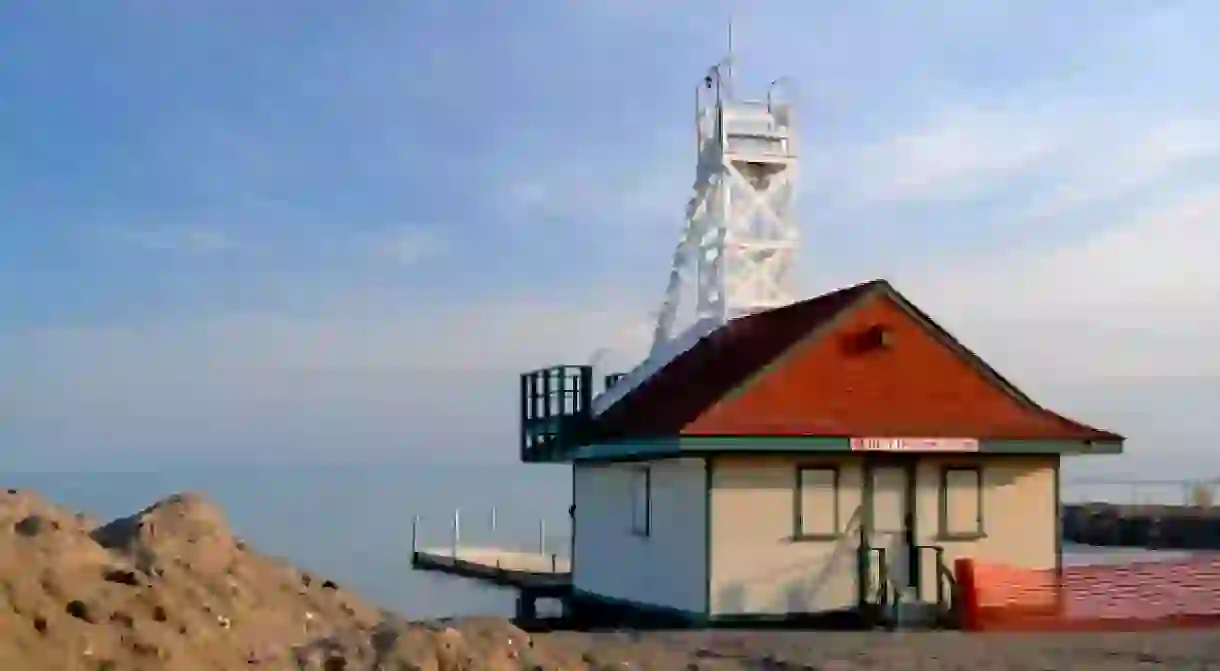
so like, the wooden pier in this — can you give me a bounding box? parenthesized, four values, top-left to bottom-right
(409, 511, 572, 620)
(410, 547, 571, 593)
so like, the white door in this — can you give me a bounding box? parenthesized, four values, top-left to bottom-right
(867, 463, 914, 603)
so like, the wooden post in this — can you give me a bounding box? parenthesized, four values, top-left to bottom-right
(452, 509, 461, 558)
(515, 592, 537, 621)
(411, 515, 419, 555)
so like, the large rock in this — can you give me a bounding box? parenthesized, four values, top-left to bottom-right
(1063, 503, 1220, 549)
(0, 488, 388, 670)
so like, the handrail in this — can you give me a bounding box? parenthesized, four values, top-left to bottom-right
(914, 545, 946, 607)
(867, 546, 890, 609)
(856, 528, 891, 627)
(915, 544, 960, 627)
(939, 561, 957, 606)
(856, 539, 961, 629)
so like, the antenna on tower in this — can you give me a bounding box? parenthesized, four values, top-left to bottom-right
(726, 18, 734, 80)
(590, 31, 801, 415)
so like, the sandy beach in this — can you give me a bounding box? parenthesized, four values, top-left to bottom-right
(527, 628, 1220, 670)
(4, 487, 1218, 670)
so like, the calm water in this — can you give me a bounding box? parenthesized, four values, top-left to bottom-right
(5, 461, 572, 618)
(3, 462, 1198, 619)
(1062, 542, 1205, 566)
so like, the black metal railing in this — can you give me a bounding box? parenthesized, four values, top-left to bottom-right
(914, 544, 959, 627)
(856, 528, 891, 627)
(519, 365, 594, 462)
(869, 546, 890, 608)
(938, 561, 958, 626)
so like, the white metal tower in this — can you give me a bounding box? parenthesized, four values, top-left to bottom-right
(593, 44, 800, 414)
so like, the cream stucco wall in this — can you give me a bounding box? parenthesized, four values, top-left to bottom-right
(708, 453, 1059, 617)
(572, 457, 707, 614)
(913, 455, 1059, 597)
(708, 455, 866, 616)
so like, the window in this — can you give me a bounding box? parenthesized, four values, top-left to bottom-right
(630, 466, 651, 536)
(939, 466, 984, 539)
(794, 466, 841, 540)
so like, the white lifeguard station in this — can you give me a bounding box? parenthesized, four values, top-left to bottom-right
(417, 40, 1126, 631)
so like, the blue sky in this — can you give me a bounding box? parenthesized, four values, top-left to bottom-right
(4, 1, 1220, 477)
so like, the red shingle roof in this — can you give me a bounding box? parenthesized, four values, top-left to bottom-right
(592, 279, 1123, 443)
(593, 279, 879, 439)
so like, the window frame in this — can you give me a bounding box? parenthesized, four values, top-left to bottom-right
(937, 465, 986, 541)
(629, 465, 651, 537)
(792, 464, 843, 541)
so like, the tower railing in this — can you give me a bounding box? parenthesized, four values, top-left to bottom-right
(519, 365, 593, 462)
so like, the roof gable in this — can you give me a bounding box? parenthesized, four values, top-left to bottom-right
(593, 279, 1122, 442)
(592, 279, 878, 440)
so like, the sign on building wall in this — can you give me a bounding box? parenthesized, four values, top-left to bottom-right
(850, 437, 980, 452)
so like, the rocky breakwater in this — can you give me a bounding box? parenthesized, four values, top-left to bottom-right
(1063, 503, 1220, 550)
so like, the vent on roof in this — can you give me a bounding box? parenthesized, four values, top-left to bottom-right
(604, 373, 626, 390)
(868, 325, 894, 348)
(845, 324, 894, 355)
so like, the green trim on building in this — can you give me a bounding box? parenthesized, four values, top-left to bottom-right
(564, 436, 1122, 463)
(1053, 455, 1063, 575)
(703, 457, 714, 618)
(568, 439, 683, 462)
(792, 463, 846, 541)
(936, 465, 986, 542)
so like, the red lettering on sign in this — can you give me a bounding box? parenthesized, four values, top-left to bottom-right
(850, 437, 979, 452)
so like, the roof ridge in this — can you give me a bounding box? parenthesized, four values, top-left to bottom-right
(592, 277, 1123, 444)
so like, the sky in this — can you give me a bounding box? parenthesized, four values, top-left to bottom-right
(4, 1, 1220, 485)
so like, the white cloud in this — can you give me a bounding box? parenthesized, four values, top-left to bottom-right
(498, 151, 689, 231)
(14, 0, 1220, 478)
(1, 287, 646, 465)
(807, 103, 1220, 221)
(494, 96, 1220, 255)
(1005, 118, 1220, 224)
(477, 90, 1220, 434)
(371, 227, 447, 266)
(13, 178, 1220, 472)
(900, 188, 1220, 384)
(814, 106, 1061, 204)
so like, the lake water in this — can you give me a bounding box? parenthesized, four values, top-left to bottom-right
(3, 462, 1201, 619)
(5, 461, 571, 618)
(1062, 542, 1205, 566)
